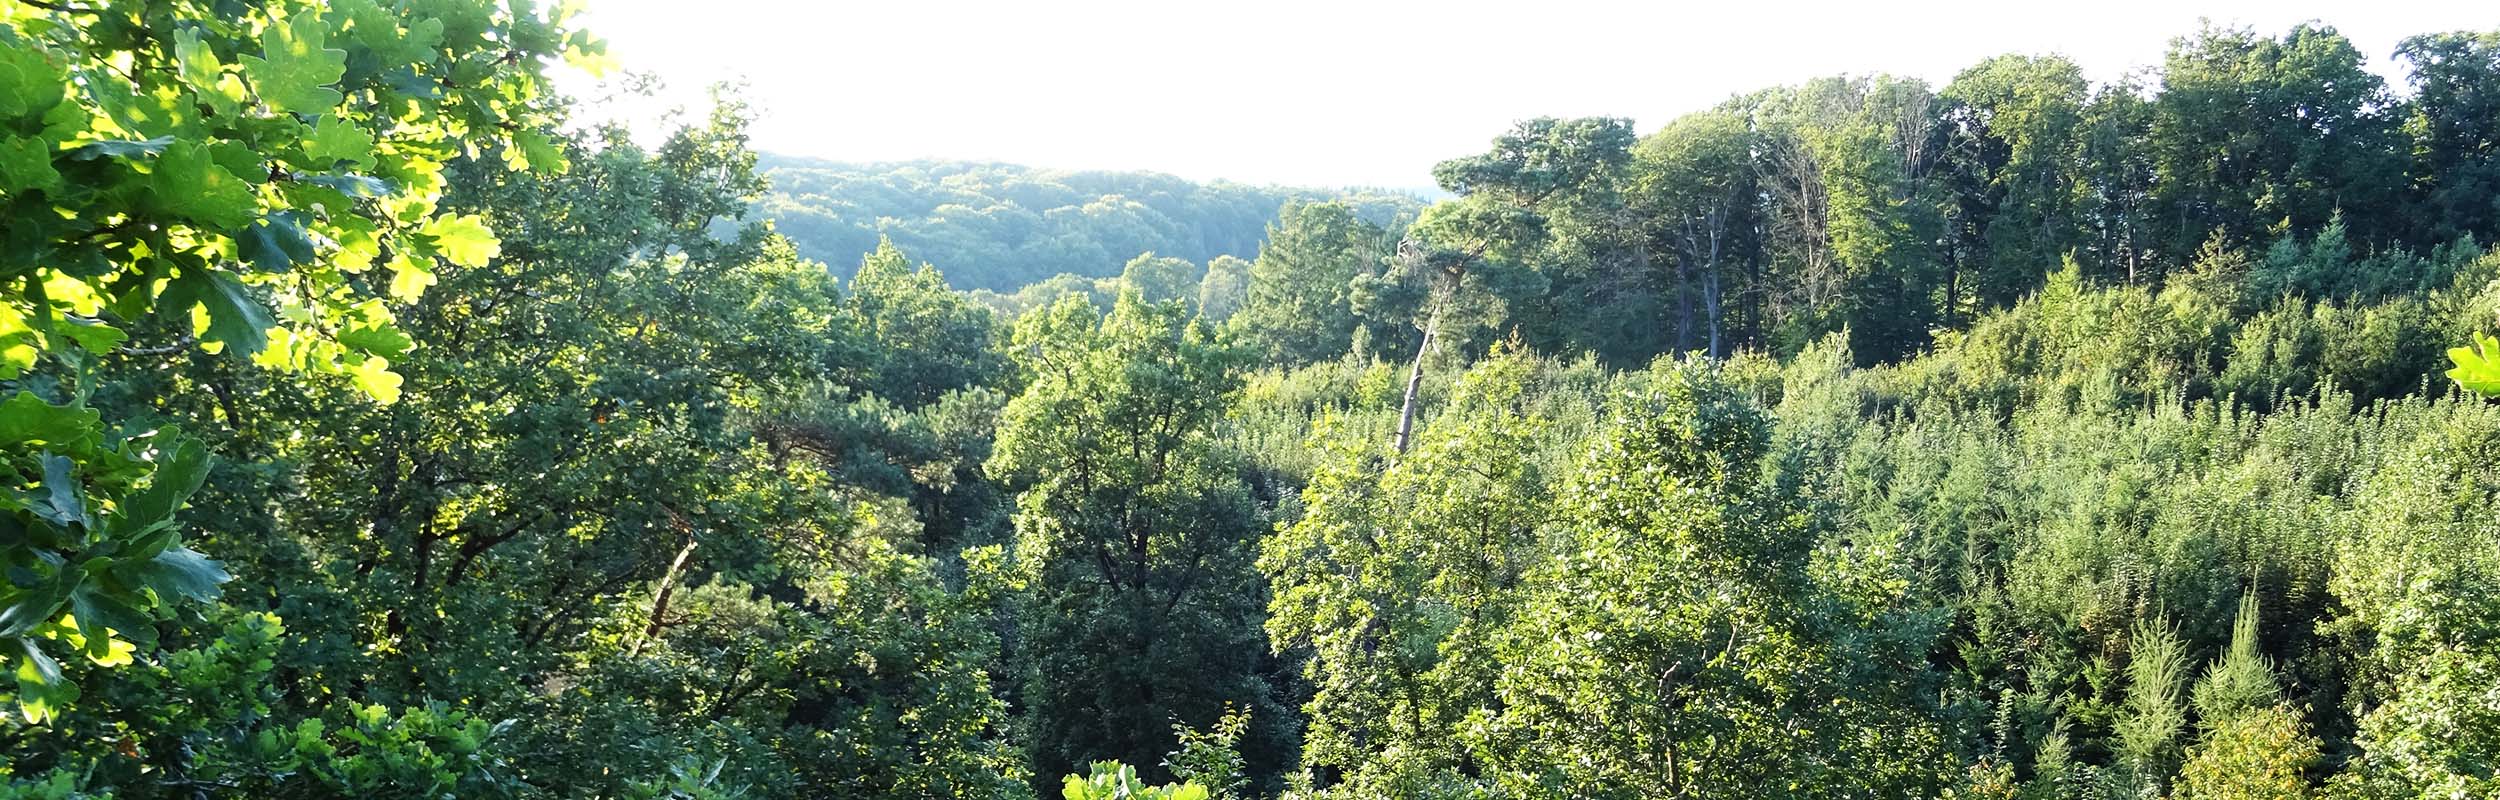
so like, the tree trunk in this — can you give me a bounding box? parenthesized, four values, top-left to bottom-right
(1673, 250, 1695, 355)
(1943, 241, 1961, 327)
(1745, 223, 1764, 351)
(630, 537, 699, 657)
(1392, 303, 1442, 456)
(1703, 212, 1725, 359)
(1704, 264, 1723, 359)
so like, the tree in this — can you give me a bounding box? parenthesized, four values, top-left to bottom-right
(2176, 597, 2316, 800)
(569, 563, 1028, 798)
(1633, 111, 1759, 357)
(6, 86, 1047, 795)
(2148, 24, 2404, 266)
(1471, 363, 1948, 798)
(0, 0, 584, 718)
(989, 290, 1286, 790)
(1196, 255, 1250, 323)
(2323, 396, 2500, 799)
(845, 238, 1002, 407)
(1746, 76, 1947, 362)
(2396, 30, 2500, 246)
(1385, 117, 1634, 452)
(1228, 202, 1383, 365)
(1260, 349, 1552, 796)
(1939, 54, 2092, 316)
(2113, 619, 2190, 797)
(1118, 252, 1207, 309)
(2076, 77, 2158, 283)
(231, 104, 805, 708)
(2175, 707, 2317, 800)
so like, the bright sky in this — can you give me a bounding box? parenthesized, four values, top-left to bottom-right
(560, 0, 2494, 190)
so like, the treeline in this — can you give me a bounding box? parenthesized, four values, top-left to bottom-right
(1202, 25, 2500, 373)
(755, 157, 1422, 292)
(5, 5, 2500, 800)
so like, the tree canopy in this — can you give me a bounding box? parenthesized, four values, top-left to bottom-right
(756, 157, 1423, 293)
(6, 7, 2500, 800)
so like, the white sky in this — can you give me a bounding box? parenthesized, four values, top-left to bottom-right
(559, 0, 2495, 189)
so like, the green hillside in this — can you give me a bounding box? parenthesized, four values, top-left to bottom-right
(754, 156, 1423, 291)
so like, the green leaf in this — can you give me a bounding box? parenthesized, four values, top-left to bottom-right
(91, 81, 196, 140)
(136, 547, 230, 603)
(113, 432, 208, 542)
(172, 29, 226, 95)
(161, 269, 272, 353)
(0, 305, 32, 378)
(0, 135, 59, 192)
(13, 637, 77, 723)
(33, 453, 85, 527)
(208, 141, 267, 184)
(381, 65, 442, 101)
(303, 115, 374, 170)
(561, 31, 617, 78)
(340, 0, 445, 70)
(0, 571, 74, 638)
(66, 137, 172, 161)
(68, 587, 156, 652)
(0, 40, 68, 121)
(349, 355, 403, 404)
(0, 343, 30, 378)
(300, 173, 393, 197)
(240, 15, 348, 114)
(173, 29, 243, 118)
(421, 213, 499, 267)
(2446, 332, 2500, 398)
(54, 318, 126, 354)
(387, 253, 437, 302)
(338, 323, 414, 359)
(0, 391, 99, 448)
(508, 129, 567, 172)
(236, 212, 316, 272)
(152, 141, 257, 229)
(15, 639, 61, 686)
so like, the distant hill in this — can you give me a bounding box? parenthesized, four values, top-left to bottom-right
(754, 156, 1425, 292)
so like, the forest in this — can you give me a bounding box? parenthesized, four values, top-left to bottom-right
(753, 156, 1422, 294)
(3, 2, 2499, 799)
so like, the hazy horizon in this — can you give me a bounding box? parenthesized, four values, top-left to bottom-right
(748, 151, 1451, 195)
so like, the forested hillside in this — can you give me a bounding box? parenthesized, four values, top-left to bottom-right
(754, 156, 1423, 292)
(5, 4, 2500, 800)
